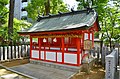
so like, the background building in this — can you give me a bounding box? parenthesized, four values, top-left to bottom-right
(14, 0, 30, 20)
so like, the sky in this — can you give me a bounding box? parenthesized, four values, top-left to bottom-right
(63, 0, 115, 10)
(63, 0, 78, 10)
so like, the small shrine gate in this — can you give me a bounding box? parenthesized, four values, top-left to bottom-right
(18, 9, 100, 66)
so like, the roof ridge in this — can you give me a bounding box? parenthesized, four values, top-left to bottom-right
(37, 8, 95, 22)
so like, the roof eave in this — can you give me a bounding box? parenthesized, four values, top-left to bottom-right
(18, 25, 89, 35)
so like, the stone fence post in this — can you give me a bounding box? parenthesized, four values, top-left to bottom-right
(102, 47, 106, 67)
(105, 50, 118, 79)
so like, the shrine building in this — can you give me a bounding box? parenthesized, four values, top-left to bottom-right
(18, 8, 100, 66)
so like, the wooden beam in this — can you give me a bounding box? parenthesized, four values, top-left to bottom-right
(31, 34, 82, 38)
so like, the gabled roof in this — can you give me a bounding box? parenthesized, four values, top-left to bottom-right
(18, 8, 100, 34)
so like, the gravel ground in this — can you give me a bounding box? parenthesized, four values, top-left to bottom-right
(0, 59, 30, 79)
(70, 65, 105, 79)
(0, 66, 30, 79)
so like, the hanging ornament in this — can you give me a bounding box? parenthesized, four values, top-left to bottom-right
(53, 38, 57, 42)
(43, 38, 47, 42)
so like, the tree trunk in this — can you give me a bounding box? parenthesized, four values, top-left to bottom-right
(109, 38, 112, 51)
(100, 40, 103, 54)
(8, 0, 15, 44)
(8, 0, 14, 59)
(44, 0, 50, 15)
(100, 33, 104, 54)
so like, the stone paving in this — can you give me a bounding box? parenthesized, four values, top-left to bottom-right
(9, 63, 77, 79)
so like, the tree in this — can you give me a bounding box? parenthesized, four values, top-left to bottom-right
(76, 0, 120, 50)
(44, 0, 50, 15)
(0, 18, 31, 45)
(0, 0, 8, 26)
(100, 1, 120, 50)
(26, 0, 68, 20)
(0, 0, 31, 45)
(76, 0, 108, 9)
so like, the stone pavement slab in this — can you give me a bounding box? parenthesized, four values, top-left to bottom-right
(9, 63, 77, 79)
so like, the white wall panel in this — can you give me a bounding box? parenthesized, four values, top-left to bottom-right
(45, 47, 49, 49)
(64, 53, 77, 64)
(50, 47, 60, 50)
(84, 33, 88, 40)
(90, 33, 92, 40)
(57, 52, 62, 62)
(46, 52, 56, 61)
(68, 48, 77, 51)
(41, 47, 44, 49)
(32, 50, 39, 59)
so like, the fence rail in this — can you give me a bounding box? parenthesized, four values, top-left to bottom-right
(0, 44, 30, 62)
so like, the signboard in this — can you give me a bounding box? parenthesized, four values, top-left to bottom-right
(105, 55, 115, 79)
(84, 40, 92, 50)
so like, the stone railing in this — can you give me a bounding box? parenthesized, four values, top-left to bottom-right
(0, 44, 30, 62)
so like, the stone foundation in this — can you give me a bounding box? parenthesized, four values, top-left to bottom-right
(30, 59, 82, 72)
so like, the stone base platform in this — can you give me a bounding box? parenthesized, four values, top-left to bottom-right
(30, 59, 81, 72)
(10, 63, 77, 79)
(7, 59, 96, 79)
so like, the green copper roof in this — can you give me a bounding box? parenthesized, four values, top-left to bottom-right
(18, 9, 99, 34)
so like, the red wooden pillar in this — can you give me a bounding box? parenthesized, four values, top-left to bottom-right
(56, 52, 57, 62)
(92, 32, 94, 47)
(80, 32, 84, 59)
(30, 36, 32, 59)
(38, 38, 41, 60)
(44, 48, 46, 60)
(76, 38, 80, 66)
(61, 37, 64, 63)
(82, 32, 84, 48)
